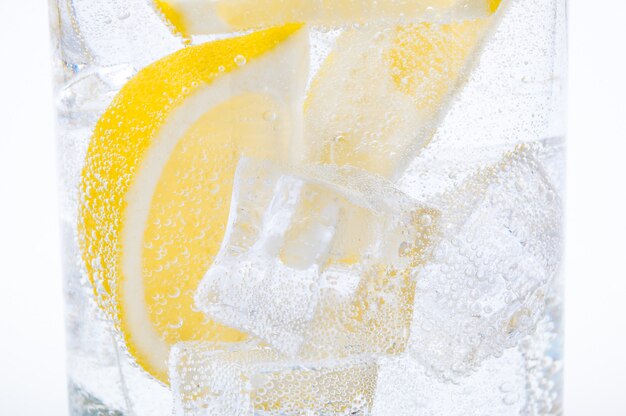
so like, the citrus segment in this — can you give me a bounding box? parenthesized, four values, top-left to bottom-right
(303, 15, 498, 178)
(143, 93, 285, 346)
(155, 0, 501, 36)
(154, 0, 190, 38)
(78, 24, 306, 383)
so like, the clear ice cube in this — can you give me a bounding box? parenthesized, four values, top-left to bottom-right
(408, 147, 562, 378)
(195, 158, 438, 357)
(169, 342, 378, 416)
(68, 0, 181, 68)
(372, 350, 527, 416)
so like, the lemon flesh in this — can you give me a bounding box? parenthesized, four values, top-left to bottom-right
(154, 0, 189, 38)
(156, 0, 501, 36)
(78, 24, 306, 383)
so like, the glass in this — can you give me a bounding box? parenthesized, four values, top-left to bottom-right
(49, 0, 566, 414)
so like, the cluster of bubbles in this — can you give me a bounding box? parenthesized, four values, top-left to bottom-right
(194, 159, 440, 360)
(409, 148, 562, 379)
(171, 343, 377, 415)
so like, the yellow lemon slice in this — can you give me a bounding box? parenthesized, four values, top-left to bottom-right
(303, 10, 501, 178)
(154, 0, 190, 38)
(155, 0, 501, 37)
(78, 24, 307, 383)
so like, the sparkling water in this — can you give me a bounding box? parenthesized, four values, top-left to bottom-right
(50, 0, 566, 414)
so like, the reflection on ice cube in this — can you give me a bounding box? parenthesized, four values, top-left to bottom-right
(195, 158, 438, 357)
(409, 147, 562, 378)
(169, 342, 377, 416)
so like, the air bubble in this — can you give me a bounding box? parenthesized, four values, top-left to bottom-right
(398, 241, 411, 257)
(420, 213, 433, 226)
(503, 393, 519, 406)
(168, 317, 184, 329)
(263, 111, 277, 122)
(168, 287, 181, 299)
(500, 382, 515, 392)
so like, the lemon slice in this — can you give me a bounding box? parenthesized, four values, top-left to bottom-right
(78, 24, 307, 383)
(155, 0, 501, 36)
(303, 11, 501, 178)
(154, 0, 190, 38)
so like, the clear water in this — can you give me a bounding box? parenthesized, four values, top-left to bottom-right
(50, 0, 566, 414)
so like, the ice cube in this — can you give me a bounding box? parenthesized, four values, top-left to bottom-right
(396, 142, 511, 202)
(372, 350, 527, 416)
(68, 0, 181, 68)
(409, 147, 562, 378)
(169, 342, 378, 416)
(195, 158, 438, 357)
(372, 303, 563, 415)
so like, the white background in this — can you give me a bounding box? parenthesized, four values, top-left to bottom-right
(0, 0, 625, 414)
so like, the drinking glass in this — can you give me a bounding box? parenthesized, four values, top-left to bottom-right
(50, 0, 566, 414)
